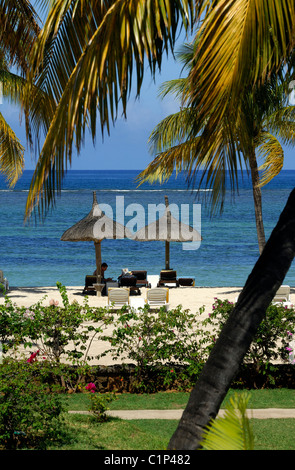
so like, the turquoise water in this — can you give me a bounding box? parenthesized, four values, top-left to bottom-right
(0, 169, 294, 287)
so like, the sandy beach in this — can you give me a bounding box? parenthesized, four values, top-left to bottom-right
(1, 278, 294, 365)
(1, 280, 243, 313)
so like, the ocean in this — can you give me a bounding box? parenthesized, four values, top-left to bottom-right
(0, 169, 294, 288)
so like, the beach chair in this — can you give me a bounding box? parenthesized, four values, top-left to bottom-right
(178, 277, 195, 287)
(0, 270, 9, 292)
(107, 287, 130, 309)
(272, 285, 292, 306)
(157, 270, 179, 287)
(131, 270, 151, 288)
(146, 288, 169, 310)
(83, 275, 97, 294)
(118, 273, 140, 294)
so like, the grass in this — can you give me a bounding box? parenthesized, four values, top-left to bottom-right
(64, 387, 295, 411)
(47, 388, 295, 450)
(50, 414, 295, 451)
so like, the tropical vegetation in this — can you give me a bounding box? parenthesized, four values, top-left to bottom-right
(0, 0, 40, 187)
(138, 43, 295, 253)
(1, 0, 295, 452)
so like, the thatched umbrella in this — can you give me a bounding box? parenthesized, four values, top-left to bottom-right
(133, 195, 202, 270)
(61, 191, 131, 290)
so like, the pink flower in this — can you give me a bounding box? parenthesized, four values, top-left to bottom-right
(85, 382, 96, 393)
(24, 309, 35, 319)
(27, 350, 39, 363)
(49, 299, 59, 306)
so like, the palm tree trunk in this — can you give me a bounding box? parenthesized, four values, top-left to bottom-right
(168, 188, 295, 450)
(249, 148, 266, 254)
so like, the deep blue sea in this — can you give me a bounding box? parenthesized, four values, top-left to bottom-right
(0, 169, 294, 288)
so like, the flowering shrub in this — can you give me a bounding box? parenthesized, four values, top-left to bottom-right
(85, 382, 96, 393)
(285, 331, 295, 365)
(0, 283, 113, 390)
(2, 286, 295, 392)
(103, 304, 210, 391)
(0, 359, 66, 449)
(203, 298, 295, 384)
(85, 382, 117, 422)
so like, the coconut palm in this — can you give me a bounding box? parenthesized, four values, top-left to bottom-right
(0, 53, 25, 186)
(0, 0, 40, 186)
(138, 43, 295, 254)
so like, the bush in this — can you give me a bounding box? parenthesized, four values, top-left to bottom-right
(0, 283, 113, 391)
(2, 286, 295, 393)
(103, 304, 209, 391)
(85, 382, 117, 422)
(202, 298, 295, 385)
(0, 359, 67, 449)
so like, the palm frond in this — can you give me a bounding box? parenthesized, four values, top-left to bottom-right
(0, 68, 26, 105)
(24, 0, 196, 219)
(0, 112, 24, 186)
(188, 0, 295, 145)
(138, 138, 200, 184)
(148, 107, 195, 153)
(0, 0, 40, 74)
(158, 78, 188, 103)
(264, 106, 295, 146)
(200, 392, 254, 450)
(256, 131, 284, 186)
(139, 114, 244, 214)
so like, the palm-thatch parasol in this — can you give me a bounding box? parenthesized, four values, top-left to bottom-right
(133, 195, 202, 270)
(61, 191, 131, 292)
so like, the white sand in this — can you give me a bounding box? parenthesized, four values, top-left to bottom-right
(1, 275, 243, 312)
(1, 278, 293, 365)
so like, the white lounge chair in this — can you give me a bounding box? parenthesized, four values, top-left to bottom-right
(273, 285, 292, 307)
(0, 270, 9, 292)
(107, 287, 130, 309)
(146, 288, 169, 310)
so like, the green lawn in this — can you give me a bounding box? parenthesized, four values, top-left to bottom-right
(64, 388, 295, 411)
(50, 414, 295, 450)
(49, 389, 295, 450)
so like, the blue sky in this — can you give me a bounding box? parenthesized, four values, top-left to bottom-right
(1, 35, 295, 172)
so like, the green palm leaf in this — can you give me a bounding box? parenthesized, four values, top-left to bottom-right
(256, 132, 284, 186)
(0, 0, 40, 73)
(200, 392, 254, 450)
(0, 1, 40, 186)
(24, 0, 196, 219)
(189, 0, 295, 131)
(0, 112, 24, 186)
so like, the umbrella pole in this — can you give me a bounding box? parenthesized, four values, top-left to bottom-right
(94, 241, 104, 296)
(94, 241, 102, 283)
(165, 241, 170, 270)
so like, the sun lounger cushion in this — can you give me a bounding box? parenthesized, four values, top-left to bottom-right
(108, 288, 130, 307)
(146, 288, 169, 310)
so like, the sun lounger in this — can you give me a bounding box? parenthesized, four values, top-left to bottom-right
(157, 270, 179, 287)
(272, 285, 292, 306)
(118, 274, 141, 294)
(178, 277, 195, 286)
(131, 270, 151, 288)
(146, 287, 169, 310)
(0, 270, 9, 292)
(83, 275, 97, 294)
(107, 287, 130, 309)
